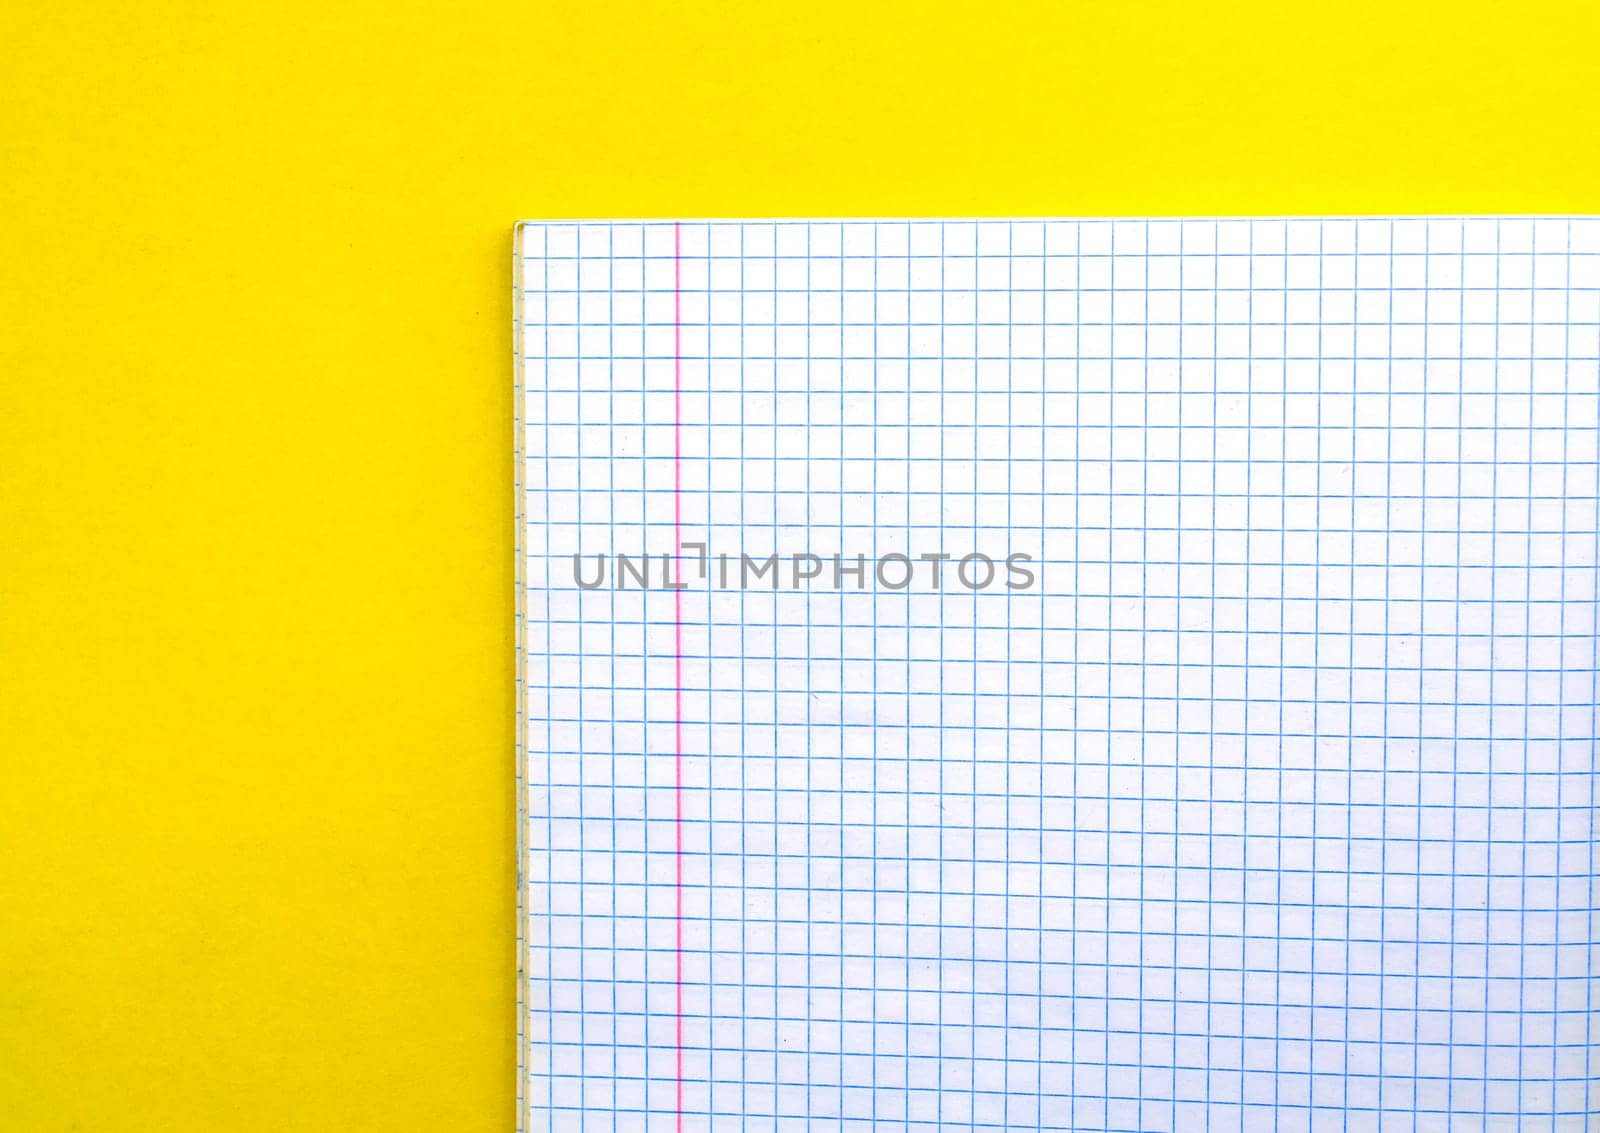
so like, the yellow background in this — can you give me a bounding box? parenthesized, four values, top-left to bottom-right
(2, 2, 1595, 1128)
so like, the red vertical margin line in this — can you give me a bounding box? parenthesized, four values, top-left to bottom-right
(672, 221, 685, 1133)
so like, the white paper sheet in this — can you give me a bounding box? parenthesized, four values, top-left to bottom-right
(517, 219, 1598, 1131)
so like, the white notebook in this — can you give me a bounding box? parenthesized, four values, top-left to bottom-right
(516, 218, 1598, 1131)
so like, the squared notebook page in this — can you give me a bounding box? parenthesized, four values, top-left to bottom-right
(516, 218, 1599, 1132)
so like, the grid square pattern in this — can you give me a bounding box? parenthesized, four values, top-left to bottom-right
(518, 219, 1599, 1131)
